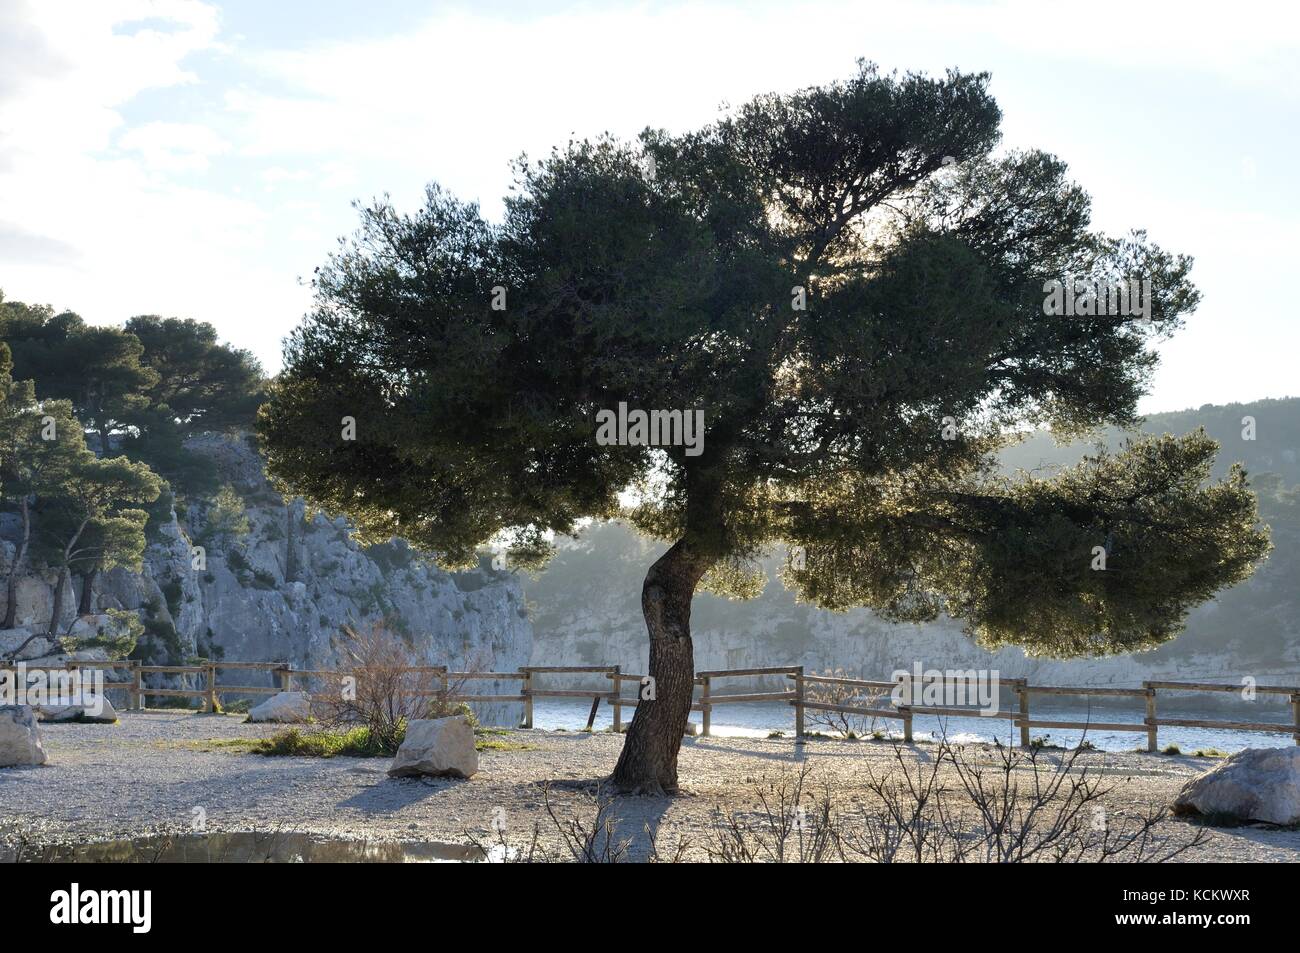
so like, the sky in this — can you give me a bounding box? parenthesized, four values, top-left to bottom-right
(0, 0, 1296, 415)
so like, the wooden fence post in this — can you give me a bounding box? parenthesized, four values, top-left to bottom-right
(700, 676, 711, 737)
(1291, 693, 1299, 747)
(611, 666, 622, 733)
(1017, 679, 1030, 748)
(206, 662, 217, 713)
(1145, 683, 1158, 753)
(793, 667, 805, 740)
(522, 670, 533, 729)
(277, 664, 292, 693)
(129, 660, 142, 711)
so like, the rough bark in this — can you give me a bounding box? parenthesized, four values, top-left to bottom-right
(2, 498, 30, 630)
(48, 567, 69, 637)
(48, 517, 89, 636)
(77, 566, 98, 616)
(610, 538, 712, 794)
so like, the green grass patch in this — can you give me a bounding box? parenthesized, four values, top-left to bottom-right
(247, 724, 535, 758)
(255, 726, 395, 758)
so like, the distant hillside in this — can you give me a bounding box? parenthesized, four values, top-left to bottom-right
(525, 397, 1300, 680)
(1001, 397, 1300, 483)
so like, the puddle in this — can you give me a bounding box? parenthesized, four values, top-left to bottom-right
(7, 831, 485, 863)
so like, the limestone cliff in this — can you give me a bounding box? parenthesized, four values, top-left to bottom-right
(0, 434, 532, 725)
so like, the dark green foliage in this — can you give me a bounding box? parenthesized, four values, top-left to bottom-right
(161, 579, 184, 615)
(124, 315, 265, 432)
(0, 301, 156, 455)
(0, 295, 266, 500)
(256, 61, 1265, 663)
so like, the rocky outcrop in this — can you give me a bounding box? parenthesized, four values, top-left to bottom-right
(388, 715, 478, 779)
(0, 706, 46, 766)
(1173, 748, 1300, 825)
(0, 434, 534, 727)
(247, 691, 311, 723)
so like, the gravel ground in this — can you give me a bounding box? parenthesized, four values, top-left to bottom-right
(2, 711, 1297, 862)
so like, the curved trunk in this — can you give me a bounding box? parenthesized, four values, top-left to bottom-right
(2, 498, 31, 630)
(610, 538, 711, 794)
(78, 566, 98, 616)
(49, 567, 69, 637)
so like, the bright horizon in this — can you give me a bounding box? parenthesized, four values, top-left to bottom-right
(1, 0, 1296, 416)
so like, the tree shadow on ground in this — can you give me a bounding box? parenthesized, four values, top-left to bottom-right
(335, 774, 468, 814)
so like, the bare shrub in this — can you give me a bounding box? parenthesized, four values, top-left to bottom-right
(805, 668, 889, 738)
(703, 764, 841, 862)
(465, 736, 1207, 864)
(308, 620, 478, 751)
(840, 741, 1208, 862)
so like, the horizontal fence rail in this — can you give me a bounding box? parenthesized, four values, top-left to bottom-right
(3, 658, 1296, 748)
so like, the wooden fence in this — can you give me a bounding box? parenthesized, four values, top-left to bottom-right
(4, 660, 1297, 749)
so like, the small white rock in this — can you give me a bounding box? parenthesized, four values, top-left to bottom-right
(37, 695, 119, 723)
(247, 691, 312, 723)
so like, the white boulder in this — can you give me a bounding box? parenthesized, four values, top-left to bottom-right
(37, 695, 119, 723)
(247, 691, 312, 723)
(388, 715, 478, 779)
(0, 706, 47, 766)
(1173, 747, 1300, 825)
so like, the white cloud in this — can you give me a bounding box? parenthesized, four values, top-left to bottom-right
(0, 0, 305, 362)
(117, 121, 231, 171)
(0, 0, 1296, 403)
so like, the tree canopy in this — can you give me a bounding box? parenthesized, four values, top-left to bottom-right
(0, 294, 265, 497)
(259, 61, 1270, 790)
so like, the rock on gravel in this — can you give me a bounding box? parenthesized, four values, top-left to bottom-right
(0, 705, 47, 766)
(1173, 747, 1300, 825)
(388, 715, 478, 779)
(38, 696, 119, 724)
(247, 691, 311, 723)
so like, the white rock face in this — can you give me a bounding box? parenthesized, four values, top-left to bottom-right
(388, 715, 478, 779)
(1173, 747, 1300, 825)
(0, 434, 534, 727)
(0, 706, 47, 766)
(37, 696, 118, 724)
(247, 691, 312, 723)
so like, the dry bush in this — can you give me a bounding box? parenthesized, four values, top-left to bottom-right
(805, 668, 889, 738)
(746, 742, 1208, 863)
(308, 620, 479, 751)
(703, 764, 840, 862)
(470, 741, 1207, 864)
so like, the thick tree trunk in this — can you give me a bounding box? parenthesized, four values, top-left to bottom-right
(610, 538, 711, 794)
(49, 567, 69, 636)
(2, 498, 31, 630)
(78, 566, 98, 616)
(49, 520, 89, 637)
